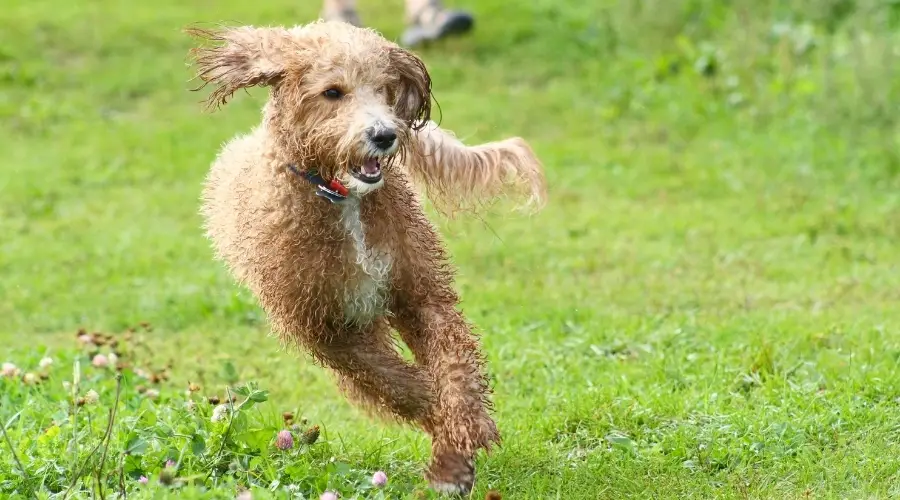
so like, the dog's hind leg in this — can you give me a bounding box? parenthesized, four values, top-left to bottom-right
(309, 321, 435, 425)
(390, 304, 500, 495)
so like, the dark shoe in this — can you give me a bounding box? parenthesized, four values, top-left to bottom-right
(401, 7, 474, 48)
(322, 7, 362, 27)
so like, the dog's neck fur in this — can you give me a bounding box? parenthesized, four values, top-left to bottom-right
(270, 134, 393, 326)
(337, 195, 392, 325)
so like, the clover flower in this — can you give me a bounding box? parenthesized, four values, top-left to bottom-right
(84, 389, 100, 405)
(211, 404, 228, 422)
(92, 354, 109, 368)
(275, 429, 294, 450)
(1, 362, 19, 378)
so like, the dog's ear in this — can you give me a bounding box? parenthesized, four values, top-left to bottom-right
(186, 26, 296, 110)
(389, 47, 432, 130)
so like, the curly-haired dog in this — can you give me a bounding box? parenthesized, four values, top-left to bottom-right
(186, 20, 546, 494)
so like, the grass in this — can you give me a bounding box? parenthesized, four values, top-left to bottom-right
(2, 0, 900, 498)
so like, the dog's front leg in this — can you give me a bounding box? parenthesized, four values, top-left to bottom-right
(308, 322, 434, 425)
(404, 120, 547, 214)
(391, 304, 500, 495)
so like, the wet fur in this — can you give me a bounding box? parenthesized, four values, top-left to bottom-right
(187, 20, 546, 495)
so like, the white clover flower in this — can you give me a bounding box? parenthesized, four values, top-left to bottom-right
(39, 357, 53, 369)
(144, 389, 160, 400)
(211, 404, 228, 422)
(84, 389, 100, 405)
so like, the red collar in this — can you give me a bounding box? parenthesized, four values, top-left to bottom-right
(286, 164, 349, 203)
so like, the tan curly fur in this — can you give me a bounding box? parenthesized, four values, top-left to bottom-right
(186, 20, 546, 495)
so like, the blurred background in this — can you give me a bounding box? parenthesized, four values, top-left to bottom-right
(2, 0, 899, 497)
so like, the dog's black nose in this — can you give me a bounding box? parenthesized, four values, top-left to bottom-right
(369, 129, 397, 150)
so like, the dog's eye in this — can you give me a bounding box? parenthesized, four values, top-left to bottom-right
(323, 88, 343, 100)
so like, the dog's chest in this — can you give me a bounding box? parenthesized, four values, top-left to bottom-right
(338, 199, 392, 324)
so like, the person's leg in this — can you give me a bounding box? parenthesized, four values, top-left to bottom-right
(321, 0, 362, 26)
(402, 0, 475, 48)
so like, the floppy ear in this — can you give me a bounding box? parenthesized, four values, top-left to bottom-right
(388, 47, 432, 130)
(186, 26, 295, 109)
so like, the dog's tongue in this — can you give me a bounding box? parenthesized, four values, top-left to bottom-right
(362, 158, 380, 175)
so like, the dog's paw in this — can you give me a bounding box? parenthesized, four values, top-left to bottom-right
(426, 453, 476, 496)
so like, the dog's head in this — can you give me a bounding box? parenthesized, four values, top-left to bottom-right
(187, 21, 431, 195)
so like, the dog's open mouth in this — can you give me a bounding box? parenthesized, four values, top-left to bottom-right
(351, 157, 383, 184)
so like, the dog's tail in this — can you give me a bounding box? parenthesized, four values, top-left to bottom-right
(402, 121, 547, 216)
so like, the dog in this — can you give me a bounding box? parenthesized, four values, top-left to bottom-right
(186, 20, 546, 494)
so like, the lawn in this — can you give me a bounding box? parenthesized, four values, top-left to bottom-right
(2, 0, 900, 498)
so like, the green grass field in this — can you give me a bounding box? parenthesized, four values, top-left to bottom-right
(3, 0, 900, 498)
